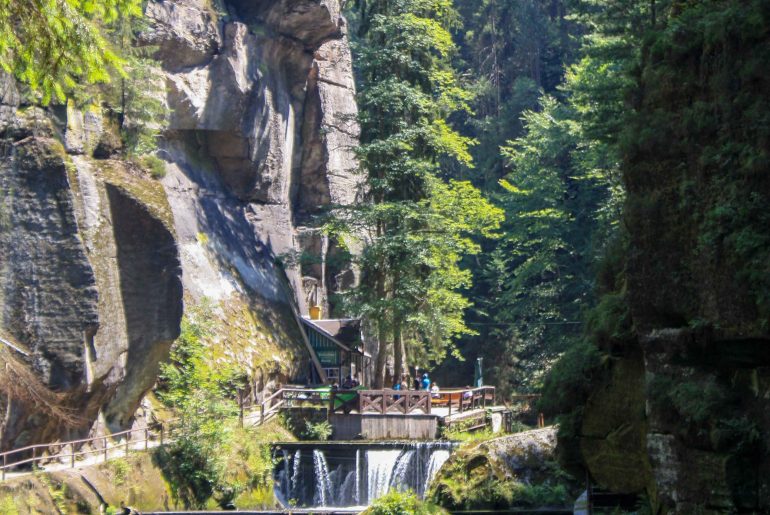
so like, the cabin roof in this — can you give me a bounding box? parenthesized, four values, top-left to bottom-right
(301, 318, 369, 356)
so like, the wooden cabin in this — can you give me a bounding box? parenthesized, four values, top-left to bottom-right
(301, 318, 370, 385)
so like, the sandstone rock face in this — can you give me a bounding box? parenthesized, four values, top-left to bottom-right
(151, 0, 362, 317)
(0, 76, 183, 444)
(0, 0, 360, 447)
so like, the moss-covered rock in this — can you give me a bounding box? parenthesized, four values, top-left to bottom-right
(428, 428, 580, 511)
(0, 453, 173, 514)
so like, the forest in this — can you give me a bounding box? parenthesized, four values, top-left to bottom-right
(0, 0, 769, 513)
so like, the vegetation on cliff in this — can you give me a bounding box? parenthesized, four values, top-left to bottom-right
(429, 428, 578, 511)
(155, 302, 293, 509)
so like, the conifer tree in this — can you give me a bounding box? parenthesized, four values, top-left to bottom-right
(340, 0, 503, 387)
(0, 0, 143, 103)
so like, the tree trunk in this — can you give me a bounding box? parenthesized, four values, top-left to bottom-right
(373, 324, 388, 389)
(393, 321, 404, 385)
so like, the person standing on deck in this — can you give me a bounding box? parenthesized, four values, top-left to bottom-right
(421, 373, 430, 391)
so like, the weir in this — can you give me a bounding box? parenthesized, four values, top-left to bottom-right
(273, 441, 455, 509)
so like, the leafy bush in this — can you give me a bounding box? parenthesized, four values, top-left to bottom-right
(362, 490, 449, 515)
(109, 458, 131, 486)
(137, 154, 166, 179)
(155, 301, 249, 508)
(304, 420, 333, 441)
(0, 495, 18, 515)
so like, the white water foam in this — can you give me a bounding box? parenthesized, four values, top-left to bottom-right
(313, 449, 332, 506)
(366, 449, 402, 501)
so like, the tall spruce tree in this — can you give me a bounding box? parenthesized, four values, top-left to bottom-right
(0, 0, 143, 103)
(341, 0, 503, 387)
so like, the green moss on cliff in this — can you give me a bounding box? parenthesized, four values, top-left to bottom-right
(95, 159, 175, 231)
(429, 429, 578, 511)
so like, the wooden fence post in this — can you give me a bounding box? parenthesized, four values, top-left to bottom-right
(71, 447, 75, 468)
(104, 437, 108, 462)
(160, 424, 164, 446)
(125, 432, 130, 456)
(3, 453, 6, 480)
(144, 428, 149, 451)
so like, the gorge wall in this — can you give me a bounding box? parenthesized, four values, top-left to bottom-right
(0, 0, 361, 449)
(569, 3, 770, 513)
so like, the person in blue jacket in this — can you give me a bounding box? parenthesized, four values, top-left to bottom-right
(421, 372, 430, 391)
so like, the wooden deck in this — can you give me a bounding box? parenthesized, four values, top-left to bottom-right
(250, 386, 496, 421)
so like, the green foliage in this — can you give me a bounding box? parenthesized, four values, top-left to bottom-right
(540, 339, 604, 418)
(156, 391, 239, 508)
(157, 301, 244, 408)
(0, 0, 143, 104)
(109, 459, 131, 486)
(304, 420, 333, 441)
(38, 473, 70, 514)
(155, 301, 251, 509)
(98, 13, 168, 155)
(431, 457, 571, 510)
(441, 424, 495, 443)
(0, 494, 18, 515)
(362, 490, 449, 515)
(466, 93, 620, 395)
(339, 0, 503, 383)
(137, 154, 167, 180)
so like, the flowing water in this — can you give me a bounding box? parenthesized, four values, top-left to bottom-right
(274, 441, 455, 509)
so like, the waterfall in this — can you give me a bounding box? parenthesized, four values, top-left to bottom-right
(276, 442, 456, 508)
(390, 450, 416, 491)
(367, 449, 402, 501)
(355, 449, 361, 505)
(425, 449, 451, 488)
(338, 468, 358, 505)
(292, 449, 301, 498)
(313, 450, 332, 506)
(281, 449, 291, 494)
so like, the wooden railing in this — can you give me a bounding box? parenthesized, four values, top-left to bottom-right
(431, 386, 496, 417)
(351, 389, 432, 415)
(247, 388, 333, 425)
(0, 422, 168, 480)
(250, 386, 496, 419)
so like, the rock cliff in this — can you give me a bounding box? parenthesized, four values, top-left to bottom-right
(0, 0, 361, 448)
(567, 3, 770, 512)
(429, 428, 579, 510)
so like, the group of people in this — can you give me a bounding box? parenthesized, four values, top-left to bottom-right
(330, 371, 441, 398)
(331, 375, 361, 390)
(393, 372, 440, 398)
